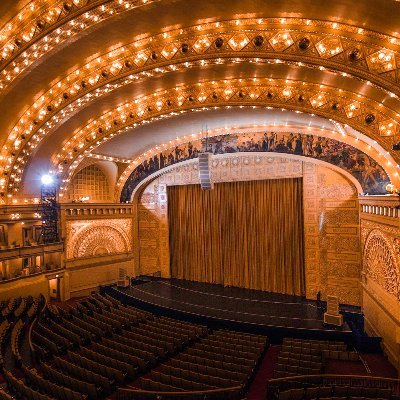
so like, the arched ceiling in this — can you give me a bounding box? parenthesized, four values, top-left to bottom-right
(2, 0, 400, 202)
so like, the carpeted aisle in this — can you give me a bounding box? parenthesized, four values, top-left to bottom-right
(246, 345, 280, 400)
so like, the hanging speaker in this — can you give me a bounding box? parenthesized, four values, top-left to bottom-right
(198, 152, 213, 190)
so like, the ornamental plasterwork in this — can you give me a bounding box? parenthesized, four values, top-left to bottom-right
(361, 219, 400, 237)
(363, 229, 400, 301)
(3, 14, 400, 98)
(66, 218, 132, 260)
(317, 184, 358, 199)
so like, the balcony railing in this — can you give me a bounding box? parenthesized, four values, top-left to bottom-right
(61, 203, 133, 218)
(0, 242, 63, 260)
(359, 195, 400, 219)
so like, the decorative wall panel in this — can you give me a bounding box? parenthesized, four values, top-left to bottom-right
(66, 219, 132, 260)
(363, 227, 400, 301)
(358, 209, 400, 368)
(68, 164, 111, 202)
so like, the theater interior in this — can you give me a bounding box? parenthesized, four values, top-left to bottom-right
(0, 1, 399, 399)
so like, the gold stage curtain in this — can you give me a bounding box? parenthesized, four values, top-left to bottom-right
(167, 178, 305, 296)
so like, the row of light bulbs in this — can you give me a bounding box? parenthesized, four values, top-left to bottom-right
(53, 80, 397, 167)
(1, 19, 400, 144)
(0, 0, 157, 92)
(3, 26, 400, 198)
(2, 3, 400, 97)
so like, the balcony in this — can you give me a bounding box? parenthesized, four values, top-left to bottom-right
(0, 242, 64, 261)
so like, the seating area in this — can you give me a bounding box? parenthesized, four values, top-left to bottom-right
(0, 290, 397, 400)
(136, 329, 267, 397)
(274, 338, 353, 378)
(24, 292, 215, 399)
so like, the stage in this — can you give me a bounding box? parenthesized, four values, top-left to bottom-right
(103, 278, 354, 344)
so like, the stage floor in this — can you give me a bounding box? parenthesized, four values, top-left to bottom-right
(109, 278, 352, 342)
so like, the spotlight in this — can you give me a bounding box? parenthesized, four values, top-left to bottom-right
(41, 174, 54, 185)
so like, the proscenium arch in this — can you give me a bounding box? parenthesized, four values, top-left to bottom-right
(2, 22, 400, 198)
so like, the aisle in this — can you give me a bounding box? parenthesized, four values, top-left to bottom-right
(246, 345, 280, 400)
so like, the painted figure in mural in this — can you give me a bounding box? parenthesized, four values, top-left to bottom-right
(262, 133, 269, 151)
(268, 132, 276, 151)
(313, 137, 323, 158)
(286, 133, 294, 152)
(120, 130, 391, 202)
(304, 135, 314, 156)
(294, 134, 303, 155)
(188, 142, 193, 158)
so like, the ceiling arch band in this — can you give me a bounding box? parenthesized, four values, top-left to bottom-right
(2, 9, 400, 95)
(46, 79, 399, 197)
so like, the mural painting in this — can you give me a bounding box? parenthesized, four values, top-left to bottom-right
(120, 131, 390, 202)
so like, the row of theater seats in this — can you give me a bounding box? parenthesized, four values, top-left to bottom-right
(1, 295, 43, 369)
(24, 292, 211, 399)
(138, 329, 268, 398)
(0, 296, 47, 399)
(274, 338, 361, 379)
(321, 350, 359, 362)
(277, 385, 397, 400)
(4, 369, 55, 400)
(0, 295, 42, 322)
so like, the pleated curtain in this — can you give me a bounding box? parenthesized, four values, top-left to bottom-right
(167, 178, 305, 296)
